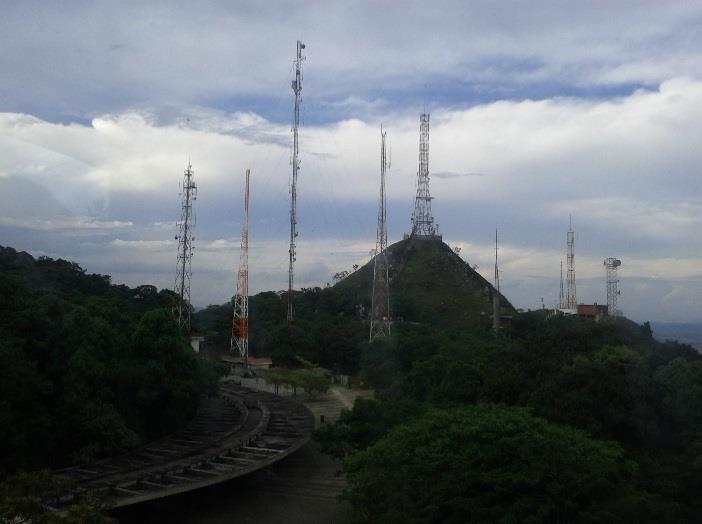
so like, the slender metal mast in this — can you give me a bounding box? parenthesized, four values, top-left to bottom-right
(174, 161, 197, 333)
(492, 228, 501, 332)
(231, 169, 250, 365)
(566, 217, 577, 309)
(370, 128, 391, 342)
(288, 40, 305, 322)
(494, 228, 500, 292)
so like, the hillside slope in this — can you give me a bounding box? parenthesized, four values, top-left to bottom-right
(331, 236, 514, 329)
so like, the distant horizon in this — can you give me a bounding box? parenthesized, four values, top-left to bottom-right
(6, 239, 700, 330)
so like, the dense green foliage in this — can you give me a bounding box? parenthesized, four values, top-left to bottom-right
(259, 367, 331, 399)
(344, 404, 643, 523)
(0, 246, 221, 476)
(315, 313, 702, 522)
(267, 238, 702, 522)
(190, 237, 702, 521)
(194, 291, 366, 373)
(0, 470, 115, 523)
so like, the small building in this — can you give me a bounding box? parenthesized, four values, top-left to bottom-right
(577, 303, 608, 320)
(190, 335, 205, 353)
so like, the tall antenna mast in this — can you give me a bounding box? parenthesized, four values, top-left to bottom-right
(410, 113, 437, 237)
(492, 228, 501, 332)
(559, 260, 565, 308)
(288, 40, 305, 322)
(370, 127, 391, 342)
(604, 257, 622, 317)
(174, 161, 197, 333)
(494, 228, 500, 292)
(231, 169, 250, 365)
(566, 217, 577, 309)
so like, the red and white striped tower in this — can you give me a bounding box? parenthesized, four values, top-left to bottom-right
(231, 169, 250, 365)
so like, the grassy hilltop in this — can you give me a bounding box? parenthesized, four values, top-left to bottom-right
(331, 236, 514, 328)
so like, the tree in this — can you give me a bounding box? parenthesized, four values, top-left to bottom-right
(0, 470, 115, 523)
(344, 404, 645, 523)
(298, 371, 331, 400)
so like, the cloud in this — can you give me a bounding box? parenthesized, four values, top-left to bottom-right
(433, 172, 486, 179)
(2, 76, 702, 321)
(2, 2, 702, 122)
(0, 216, 133, 233)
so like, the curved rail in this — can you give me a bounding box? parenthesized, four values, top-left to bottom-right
(51, 382, 315, 509)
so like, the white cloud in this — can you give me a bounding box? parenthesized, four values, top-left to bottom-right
(2, 76, 702, 321)
(0, 215, 133, 232)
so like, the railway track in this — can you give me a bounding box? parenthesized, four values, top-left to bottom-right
(51, 381, 315, 509)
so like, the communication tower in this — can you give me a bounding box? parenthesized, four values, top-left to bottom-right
(559, 260, 565, 308)
(174, 162, 197, 333)
(410, 113, 438, 237)
(494, 228, 500, 292)
(287, 40, 305, 322)
(604, 257, 622, 316)
(566, 218, 577, 309)
(370, 128, 391, 342)
(493, 228, 501, 332)
(231, 169, 250, 364)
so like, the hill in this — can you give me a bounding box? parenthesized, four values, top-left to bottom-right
(331, 236, 514, 329)
(651, 321, 702, 351)
(195, 236, 516, 369)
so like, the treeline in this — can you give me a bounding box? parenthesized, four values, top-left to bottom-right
(0, 246, 221, 477)
(194, 237, 702, 521)
(194, 288, 367, 374)
(317, 313, 702, 522)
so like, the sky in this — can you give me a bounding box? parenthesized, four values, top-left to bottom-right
(1, 1, 701, 323)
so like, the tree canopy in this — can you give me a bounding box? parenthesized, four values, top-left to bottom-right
(344, 404, 646, 524)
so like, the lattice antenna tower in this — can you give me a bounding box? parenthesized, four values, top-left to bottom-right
(231, 169, 250, 364)
(604, 257, 621, 316)
(288, 40, 305, 322)
(174, 161, 197, 333)
(559, 260, 565, 308)
(410, 113, 437, 237)
(566, 217, 577, 308)
(370, 128, 391, 342)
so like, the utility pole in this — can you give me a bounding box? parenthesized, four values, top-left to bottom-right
(604, 257, 622, 317)
(231, 169, 250, 365)
(288, 40, 305, 322)
(174, 161, 197, 333)
(370, 128, 391, 342)
(566, 217, 577, 309)
(410, 113, 437, 237)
